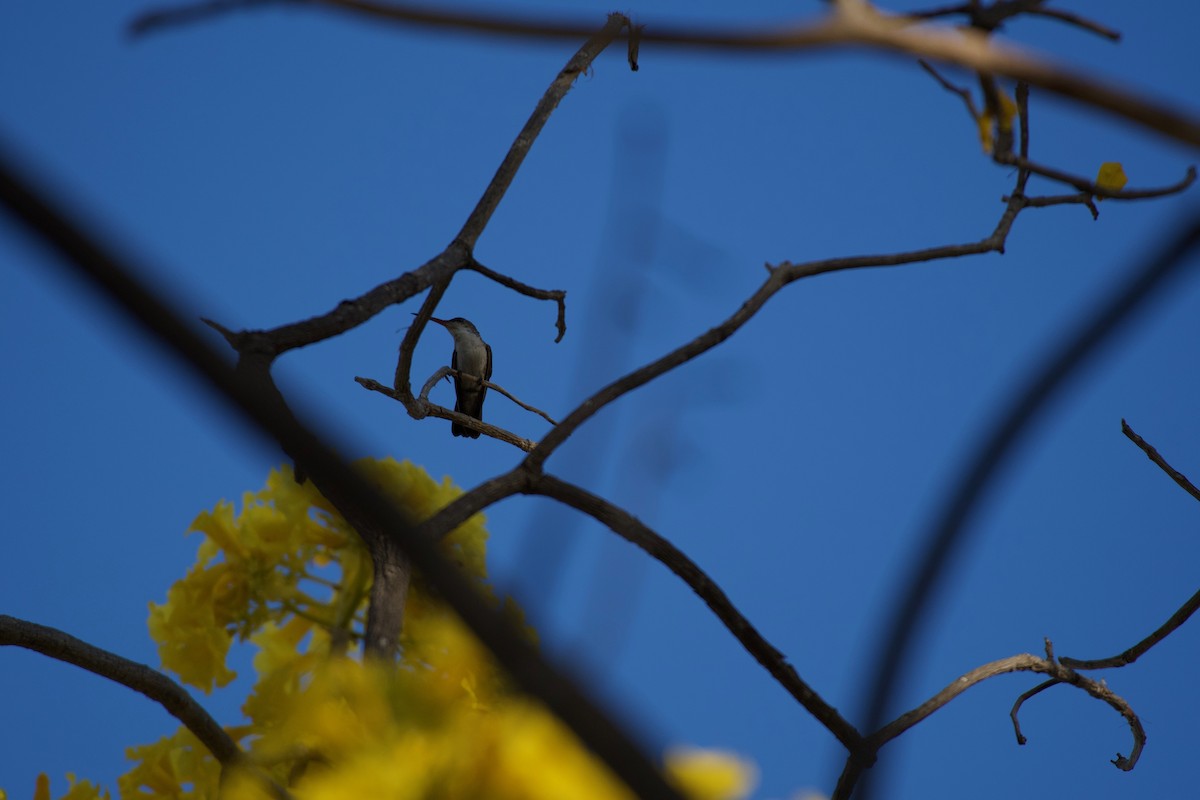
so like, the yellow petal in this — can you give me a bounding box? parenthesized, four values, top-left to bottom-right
(1095, 161, 1128, 196)
(666, 747, 758, 800)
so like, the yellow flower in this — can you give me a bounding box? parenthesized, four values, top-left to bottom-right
(147, 563, 238, 693)
(666, 747, 758, 800)
(1095, 161, 1128, 196)
(57, 775, 111, 800)
(119, 728, 220, 800)
(123, 460, 764, 800)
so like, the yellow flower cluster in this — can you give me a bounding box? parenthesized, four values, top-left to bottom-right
(27, 459, 756, 800)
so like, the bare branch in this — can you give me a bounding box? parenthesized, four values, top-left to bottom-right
(415, 366, 453, 410)
(415, 469, 535, 542)
(850, 211, 1200, 800)
(997, 155, 1197, 198)
(836, 645, 1146, 800)
(910, 1, 1121, 41)
(408, 464, 867, 750)
(467, 259, 567, 343)
(454, 12, 634, 249)
(417, 364, 559, 426)
(1060, 588, 1200, 670)
(0, 615, 241, 765)
(845, 646, 1142, 793)
(871, 653, 1051, 748)
(478, 376, 559, 426)
(526, 165, 1040, 472)
(356, 376, 539, 451)
(130, 1, 1200, 147)
(1002, 191, 1100, 219)
(1121, 418, 1200, 502)
(1010, 678, 1059, 745)
(1024, 7, 1121, 42)
(907, 3, 974, 22)
(527, 473, 864, 751)
(918, 58, 981, 121)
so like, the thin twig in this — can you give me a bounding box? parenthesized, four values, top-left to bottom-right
(416, 365, 453, 407)
(1002, 192, 1100, 218)
(1024, 7, 1121, 42)
(1060, 588, 1200, 670)
(480, 376, 558, 425)
(918, 58, 980, 121)
(414, 365, 558, 425)
(907, 4, 974, 23)
(454, 13, 634, 249)
(467, 259, 567, 343)
(997, 154, 1197, 198)
(910, 1, 1120, 41)
(1010, 678, 1059, 744)
(1121, 418, 1200, 502)
(357, 376, 539, 451)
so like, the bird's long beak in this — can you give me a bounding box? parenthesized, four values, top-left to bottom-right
(423, 315, 450, 329)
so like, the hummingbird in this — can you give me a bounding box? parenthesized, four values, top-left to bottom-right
(427, 316, 492, 438)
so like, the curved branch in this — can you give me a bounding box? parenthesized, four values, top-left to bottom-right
(851, 211, 1200, 800)
(875, 652, 1145, 761)
(870, 653, 1053, 749)
(416, 469, 534, 542)
(409, 466, 865, 749)
(834, 645, 1145, 800)
(467, 259, 567, 343)
(1060, 587, 1200, 671)
(526, 474, 863, 751)
(272, 250, 459, 357)
(1010, 678, 1059, 745)
(526, 168, 1037, 472)
(0, 615, 241, 765)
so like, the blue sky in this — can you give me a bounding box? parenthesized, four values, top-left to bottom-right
(2, 2, 1198, 798)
